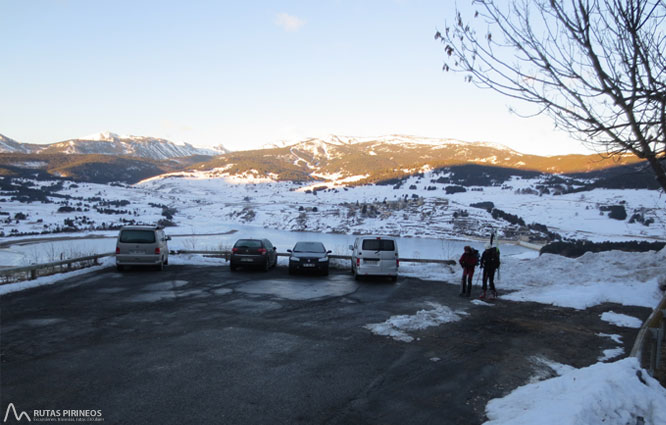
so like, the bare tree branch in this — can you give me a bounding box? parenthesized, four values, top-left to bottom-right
(436, 0, 666, 193)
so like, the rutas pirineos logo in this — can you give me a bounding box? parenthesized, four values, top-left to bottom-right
(3, 404, 104, 422)
(3, 403, 31, 422)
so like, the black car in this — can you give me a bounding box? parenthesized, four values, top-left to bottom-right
(288, 241, 331, 275)
(230, 239, 277, 271)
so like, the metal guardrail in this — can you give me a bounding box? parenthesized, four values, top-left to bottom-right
(0, 250, 456, 284)
(0, 253, 115, 281)
(631, 295, 666, 377)
(173, 250, 456, 265)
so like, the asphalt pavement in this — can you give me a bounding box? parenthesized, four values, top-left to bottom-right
(0, 264, 651, 424)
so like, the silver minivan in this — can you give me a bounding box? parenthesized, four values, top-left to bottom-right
(349, 236, 399, 281)
(115, 225, 170, 271)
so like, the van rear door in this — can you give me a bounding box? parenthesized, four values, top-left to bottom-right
(361, 238, 398, 273)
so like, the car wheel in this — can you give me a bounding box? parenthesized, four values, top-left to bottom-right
(264, 258, 270, 272)
(322, 266, 329, 276)
(164, 257, 169, 265)
(230, 263, 237, 271)
(353, 268, 360, 281)
(288, 265, 296, 275)
(116, 264, 124, 272)
(157, 261, 164, 271)
(390, 275, 398, 282)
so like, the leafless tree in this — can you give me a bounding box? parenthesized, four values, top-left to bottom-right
(435, 0, 666, 193)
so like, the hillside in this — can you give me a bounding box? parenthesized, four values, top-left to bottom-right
(0, 153, 209, 184)
(190, 135, 646, 185)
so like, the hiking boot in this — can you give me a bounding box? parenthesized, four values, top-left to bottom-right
(479, 291, 486, 299)
(491, 290, 498, 299)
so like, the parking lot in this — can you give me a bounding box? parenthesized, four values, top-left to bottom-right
(1, 264, 651, 425)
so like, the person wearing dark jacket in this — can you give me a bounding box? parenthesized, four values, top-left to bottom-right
(479, 244, 500, 299)
(458, 246, 478, 297)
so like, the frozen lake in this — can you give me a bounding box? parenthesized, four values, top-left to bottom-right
(0, 224, 537, 267)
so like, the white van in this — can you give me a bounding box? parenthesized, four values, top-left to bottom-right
(116, 225, 170, 271)
(349, 236, 399, 281)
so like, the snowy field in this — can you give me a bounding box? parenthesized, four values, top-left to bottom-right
(1, 171, 665, 247)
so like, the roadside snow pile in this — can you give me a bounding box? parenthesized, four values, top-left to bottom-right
(400, 262, 454, 281)
(528, 356, 575, 383)
(471, 299, 494, 307)
(167, 254, 227, 266)
(364, 302, 467, 342)
(0, 257, 115, 296)
(484, 357, 666, 425)
(596, 333, 625, 362)
(500, 247, 666, 309)
(600, 311, 643, 328)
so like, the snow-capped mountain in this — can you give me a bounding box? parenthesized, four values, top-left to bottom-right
(263, 134, 515, 150)
(0, 131, 229, 160)
(40, 132, 225, 160)
(0, 134, 31, 153)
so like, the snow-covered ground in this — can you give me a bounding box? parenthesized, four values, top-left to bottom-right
(484, 357, 666, 425)
(1, 171, 664, 247)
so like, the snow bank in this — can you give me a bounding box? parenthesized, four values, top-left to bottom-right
(484, 357, 666, 425)
(166, 254, 227, 266)
(499, 248, 666, 309)
(364, 302, 467, 342)
(0, 257, 115, 296)
(600, 311, 643, 328)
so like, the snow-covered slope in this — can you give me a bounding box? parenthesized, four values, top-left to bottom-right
(2, 164, 663, 244)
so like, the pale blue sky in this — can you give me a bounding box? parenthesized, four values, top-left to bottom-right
(0, 0, 594, 155)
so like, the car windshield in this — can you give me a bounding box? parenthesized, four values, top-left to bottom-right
(362, 239, 395, 251)
(235, 240, 262, 248)
(293, 242, 326, 253)
(119, 230, 156, 244)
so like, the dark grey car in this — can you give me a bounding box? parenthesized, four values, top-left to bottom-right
(288, 241, 331, 275)
(230, 239, 277, 271)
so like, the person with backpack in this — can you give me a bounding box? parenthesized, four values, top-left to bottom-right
(479, 244, 500, 299)
(458, 245, 478, 297)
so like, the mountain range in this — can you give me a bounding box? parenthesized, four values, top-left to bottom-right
(0, 132, 653, 187)
(190, 135, 645, 185)
(0, 132, 228, 160)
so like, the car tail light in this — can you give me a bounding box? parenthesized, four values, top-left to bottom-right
(115, 247, 120, 254)
(396, 259, 400, 267)
(155, 247, 161, 254)
(258, 248, 267, 255)
(356, 258, 360, 266)
(232, 247, 239, 253)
